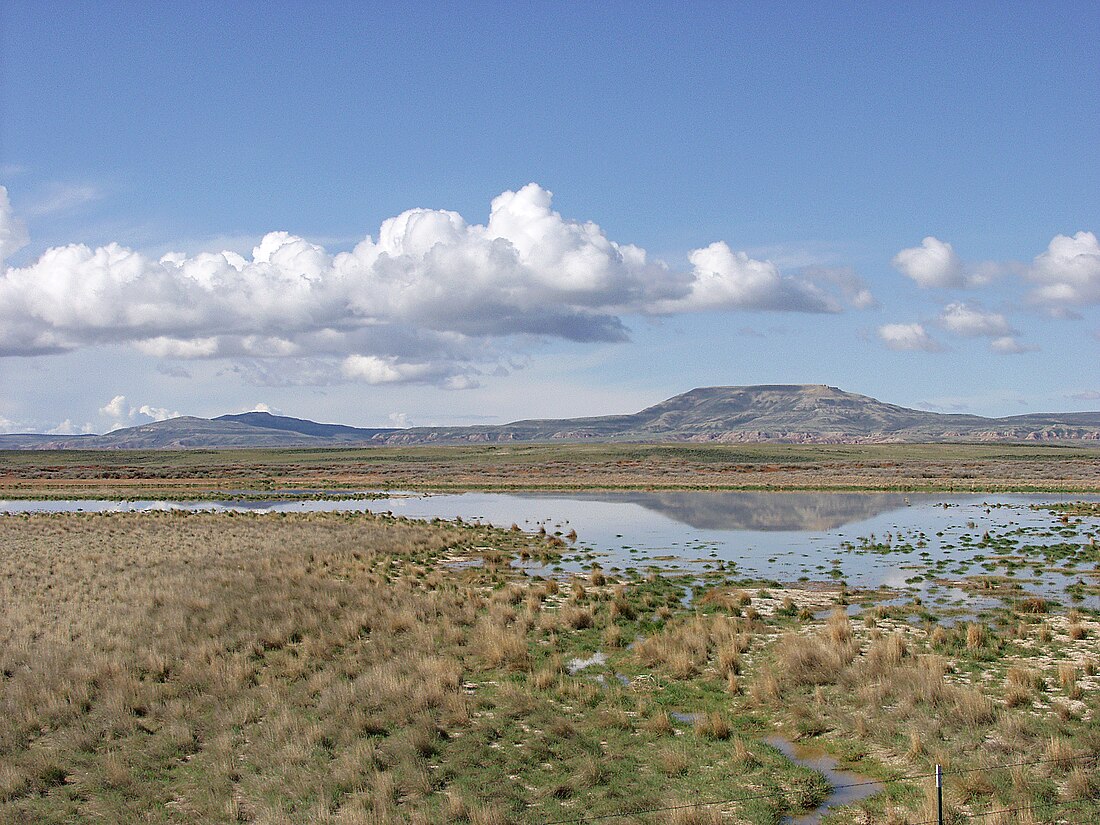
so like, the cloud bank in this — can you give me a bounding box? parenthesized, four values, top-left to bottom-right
(0, 183, 866, 386)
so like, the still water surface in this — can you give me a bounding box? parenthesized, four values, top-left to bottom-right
(3, 491, 1097, 607)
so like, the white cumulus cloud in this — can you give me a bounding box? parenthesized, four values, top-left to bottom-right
(388, 412, 412, 428)
(0, 183, 860, 387)
(47, 419, 96, 435)
(136, 404, 178, 422)
(892, 237, 965, 288)
(802, 267, 877, 309)
(1027, 231, 1100, 305)
(989, 336, 1034, 354)
(877, 323, 942, 352)
(649, 242, 839, 313)
(938, 302, 1012, 337)
(99, 395, 128, 420)
(340, 354, 479, 388)
(99, 395, 180, 430)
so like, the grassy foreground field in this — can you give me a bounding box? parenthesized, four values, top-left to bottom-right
(2, 511, 1097, 823)
(2, 442, 1099, 498)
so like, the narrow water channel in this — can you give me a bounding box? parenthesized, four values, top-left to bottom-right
(765, 736, 884, 824)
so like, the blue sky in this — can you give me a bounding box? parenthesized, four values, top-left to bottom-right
(1, 1, 1097, 432)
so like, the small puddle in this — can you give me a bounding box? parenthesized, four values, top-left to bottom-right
(444, 557, 485, 570)
(765, 736, 883, 824)
(594, 672, 633, 688)
(566, 651, 607, 673)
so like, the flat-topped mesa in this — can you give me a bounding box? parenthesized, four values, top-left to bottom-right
(627, 385, 982, 436)
(2, 385, 1098, 449)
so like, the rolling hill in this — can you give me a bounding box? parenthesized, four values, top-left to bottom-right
(2, 385, 1098, 449)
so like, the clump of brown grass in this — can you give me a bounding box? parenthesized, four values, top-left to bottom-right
(750, 666, 782, 706)
(561, 605, 594, 630)
(667, 804, 724, 825)
(952, 686, 997, 728)
(475, 619, 530, 671)
(547, 716, 576, 739)
(864, 632, 908, 678)
(717, 644, 742, 677)
(693, 711, 731, 740)
(469, 804, 509, 825)
(907, 728, 924, 758)
(966, 623, 987, 651)
(529, 667, 558, 691)
(1004, 666, 1043, 708)
(603, 624, 625, 649)
(1018, 597, 1048, 614)
(640, 711, 674, 736)
(1057, 663, 1081, 699)
(774, 614, 858, 689)
(609, 597, 636, 622)
(1006, 666, 1043, 692)
(659, 747, 689, 776)
(1065, 765, 1098, 800)
(633, 616, 718, 678)
(729, 737, 757, 767)
(776, 634, 843, 686)
(1003, 687, 1033, 709)
(597, 708, 632, 730)
(1043, 736, 1078, 772)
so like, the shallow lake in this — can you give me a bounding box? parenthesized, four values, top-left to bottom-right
(3, 491, 1098, 610)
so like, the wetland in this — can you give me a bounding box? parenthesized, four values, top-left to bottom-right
(2, 448, 1099, 823)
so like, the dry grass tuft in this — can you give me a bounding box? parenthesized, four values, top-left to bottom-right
(693, 711, 731, 740)
(658, 748, 690, 776)
(1043, 736, 1079, 772)
(1057, 663, 1081, 699)
(561, 605, 594, 630)
(666, 804, 724, 825)
(965, 623, 987, 651)
(602, 624, 625, 649)
(640, 711, 675, 736)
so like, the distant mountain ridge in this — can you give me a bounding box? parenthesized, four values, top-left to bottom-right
(214, 412, 397, 441)
(2, 385, 1098, 449)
